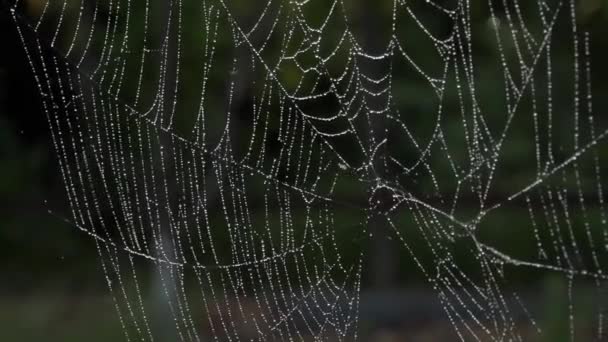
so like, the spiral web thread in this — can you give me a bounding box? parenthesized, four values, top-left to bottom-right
(6, 0, 608, 340)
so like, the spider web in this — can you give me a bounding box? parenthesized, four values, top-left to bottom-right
(6, 0, 608, 340)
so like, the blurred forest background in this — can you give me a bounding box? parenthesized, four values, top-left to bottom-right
(3, 0, 608, 341)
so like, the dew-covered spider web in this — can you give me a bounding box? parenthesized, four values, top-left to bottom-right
(6, 0, 608, 340)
